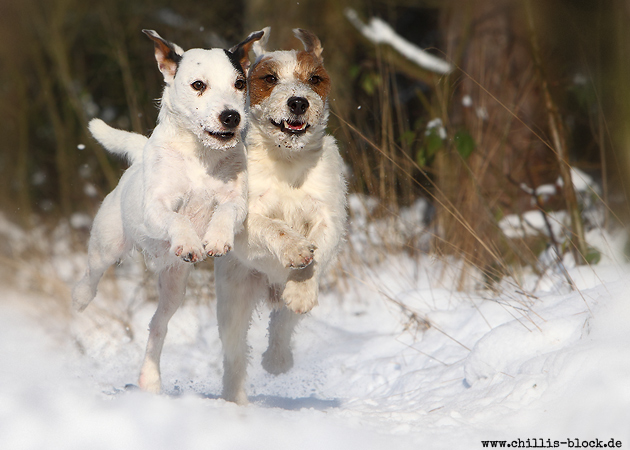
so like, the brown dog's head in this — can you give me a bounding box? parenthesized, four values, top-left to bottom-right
(247, 28, 331, 151)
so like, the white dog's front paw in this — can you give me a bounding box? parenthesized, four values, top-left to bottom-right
(280, 238, 316, 269)
(204, 242, 232, 257)
(202, 229, 234, 258)
(282, 277, 318, 314)
(170, 233, 205, 263)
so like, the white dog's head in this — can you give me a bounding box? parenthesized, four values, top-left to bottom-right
(144, 29, 263, 150)
(248, 28, 331, 152)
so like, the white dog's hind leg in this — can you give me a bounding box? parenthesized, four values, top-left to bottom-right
(138, 263, 191, 394)
(262, 305, 301, 375)
(216, 255, 262, 405)
(72, 192, 129, 312)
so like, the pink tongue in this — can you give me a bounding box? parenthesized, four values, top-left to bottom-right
(285, 121, 303, 130)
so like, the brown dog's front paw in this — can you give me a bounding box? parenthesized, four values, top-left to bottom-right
(282, 241, 316, 269)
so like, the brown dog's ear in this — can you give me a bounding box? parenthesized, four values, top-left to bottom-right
(293, 28, 323, 61)
(142, 29, 183, 82)
(229, 29, 265, 73)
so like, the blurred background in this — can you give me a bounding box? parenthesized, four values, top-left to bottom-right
(1, 0, 630, 294)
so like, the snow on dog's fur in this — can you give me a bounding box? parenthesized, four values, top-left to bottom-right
(72, 29, 262, 394)
(216, 28, 347, 404)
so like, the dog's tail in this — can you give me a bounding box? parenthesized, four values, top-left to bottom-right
(88, 118, 148, 164)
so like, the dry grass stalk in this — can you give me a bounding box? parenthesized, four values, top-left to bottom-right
(434, 0, 556, 287)
(524, 1, 588, 265)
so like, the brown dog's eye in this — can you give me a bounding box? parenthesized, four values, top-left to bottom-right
(263, 74, 278, 84)
(235, 78, 246, 90)
(309, 75, 322, 85)
(191, 80, 206, 91)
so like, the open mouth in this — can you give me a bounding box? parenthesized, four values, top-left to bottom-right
(206, 130, 235, 141)
(270, 119, 310, 135)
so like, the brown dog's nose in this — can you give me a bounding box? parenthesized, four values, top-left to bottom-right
(220, 110, 241, 129)
(287, 97, 309, 115)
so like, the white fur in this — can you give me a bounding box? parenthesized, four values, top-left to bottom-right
(73, 32, 250, 394)
(216, 29, 347, 405)
(88, 119, 147, 164)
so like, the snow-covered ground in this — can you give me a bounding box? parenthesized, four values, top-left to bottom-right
(1, 210, 629, 449)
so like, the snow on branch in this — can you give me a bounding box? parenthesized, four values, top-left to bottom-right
(345, 8, 452, 75)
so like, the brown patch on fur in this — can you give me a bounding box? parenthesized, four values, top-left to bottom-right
(229, 29, 264, 72)
(248, 57, 279, 106)
(143, 30, 181, 80)
(295, 51, 331, 101)
(294, 29, 323, 60)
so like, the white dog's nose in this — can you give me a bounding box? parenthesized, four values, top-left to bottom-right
(220, 110, 241, 129)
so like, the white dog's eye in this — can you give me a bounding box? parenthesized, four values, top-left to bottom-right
(235, 78, 246, 90)
(309, 75, 322, 85)
(262, 74, 278, 84)
(191, 80, 206, 92)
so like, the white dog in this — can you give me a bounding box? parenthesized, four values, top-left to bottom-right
(72, 29, 263, 394)
(83, 28, 347, 405)
(215, 28, 347, 404)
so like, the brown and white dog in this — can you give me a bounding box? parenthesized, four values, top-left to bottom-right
(216, 28, 347, 404)
(85, 28, 347, 404)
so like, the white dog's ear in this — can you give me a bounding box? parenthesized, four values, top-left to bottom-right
(229, 28, 266, 72)
(252, 27, 271, 58)
(293, 28, 323, 61)
(142, 29, 184, 82)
